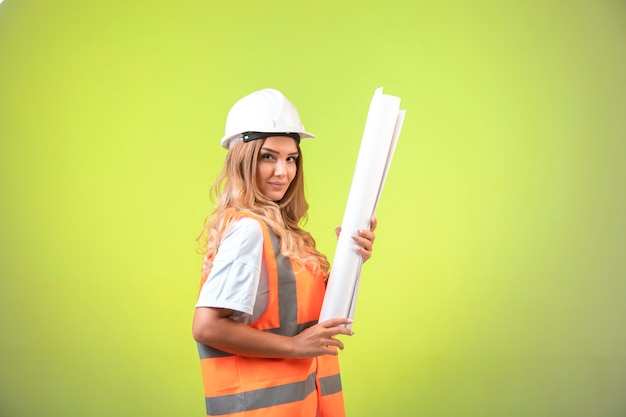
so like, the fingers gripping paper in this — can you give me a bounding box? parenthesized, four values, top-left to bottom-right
(319, 87, 405, 323)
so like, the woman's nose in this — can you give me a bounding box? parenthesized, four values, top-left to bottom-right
(274, 160, 286, 176)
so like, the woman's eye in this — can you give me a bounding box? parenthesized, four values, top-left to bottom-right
(260, 153, 274, 161)
(286, 156, 298, 163)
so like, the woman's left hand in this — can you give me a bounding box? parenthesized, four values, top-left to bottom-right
(335, 216, 377, 263)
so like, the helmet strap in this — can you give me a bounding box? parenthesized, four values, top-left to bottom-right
(241, 131, 301, 144)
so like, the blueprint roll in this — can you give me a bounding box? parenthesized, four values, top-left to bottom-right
(319, 87, 405, 324)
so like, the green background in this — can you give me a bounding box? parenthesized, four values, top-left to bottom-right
(1, 0, 625, 416)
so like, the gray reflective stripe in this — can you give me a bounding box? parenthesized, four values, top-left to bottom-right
(296, 320, 318, 333)
(198, 342, 232, 359)
(265, 319, 317, 336)
(270, 231, 300, 336)
(205, 372, 317, 416)
(319, 373, 342, 396)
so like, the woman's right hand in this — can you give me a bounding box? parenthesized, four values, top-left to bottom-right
(291, 317, 354, 357)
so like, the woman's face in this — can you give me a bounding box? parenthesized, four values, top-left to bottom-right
(256, 136, 299, 201)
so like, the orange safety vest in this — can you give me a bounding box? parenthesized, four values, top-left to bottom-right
(197, 210, 345, 417)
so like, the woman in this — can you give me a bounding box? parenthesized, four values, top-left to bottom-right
(192, 88, 376, 417)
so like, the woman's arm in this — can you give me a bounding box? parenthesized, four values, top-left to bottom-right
(192, 306, 353, 358)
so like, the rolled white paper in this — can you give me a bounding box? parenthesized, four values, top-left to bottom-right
(319, 87, 405, 324)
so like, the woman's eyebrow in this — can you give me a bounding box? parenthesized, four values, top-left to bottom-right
(260, 147, 299, 156)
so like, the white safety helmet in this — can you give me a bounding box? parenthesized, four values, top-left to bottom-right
(220, 88, 315, 149)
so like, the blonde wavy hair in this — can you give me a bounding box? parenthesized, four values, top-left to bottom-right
(197, 138, 330, 277)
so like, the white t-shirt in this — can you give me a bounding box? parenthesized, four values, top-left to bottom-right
(195, 217, 269, 324)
